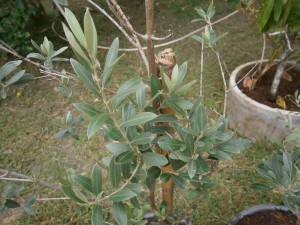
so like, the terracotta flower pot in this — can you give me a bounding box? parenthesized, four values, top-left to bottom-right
(226, 60, 300, 142)
(228, 204, 297, 225)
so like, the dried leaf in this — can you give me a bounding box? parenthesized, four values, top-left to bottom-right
(242, 76, 256, 90)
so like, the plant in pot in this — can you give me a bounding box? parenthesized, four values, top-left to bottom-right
(0, 2, 251, 225)
(55, 7, 252, 225)
(227, 0, 300, 142)
(229, 128, 300, 225)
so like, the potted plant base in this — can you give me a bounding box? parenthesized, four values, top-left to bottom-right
(226, 60, 300, 142)
(228, 204, 298, 225)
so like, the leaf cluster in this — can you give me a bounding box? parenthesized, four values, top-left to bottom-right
(252, 128, 300, 215)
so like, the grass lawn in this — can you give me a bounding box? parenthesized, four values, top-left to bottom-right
(0, 0, 282, 224)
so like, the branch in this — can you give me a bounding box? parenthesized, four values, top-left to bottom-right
(87, 0, 149, 74)
(0, 169, 60, 191)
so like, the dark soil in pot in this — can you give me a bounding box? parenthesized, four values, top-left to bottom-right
(234, 210, 298, 225)
(238, 65, 300, 111)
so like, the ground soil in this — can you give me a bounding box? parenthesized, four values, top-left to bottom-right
(235, 210, 298, 225)
(238, 65, 300, 111)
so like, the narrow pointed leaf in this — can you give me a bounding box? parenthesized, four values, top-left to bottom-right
(0, 60, 22, 81)
(61, 185, 86, 203)
(50, 46, 68, 59)
(84, 9, 97, 59)
(106, 143, 130, 155)
(63, 24, 91, 68)
(109, 156, 121, 188)
(87, 114, 109, 139)
(70, 59, 100, 97)
(74, 189, 88, 203)
(65, 8, 86, 47)
(4, 199, 20, 208)
(113, 202, 127, 225)
(136, 86, 146, 109)
(102, 38, 119, 86)
(131, 132, 155, 145)
(142, 152, 168, 167)
(71, 174, 93, 193)
(188, 160, 197, 178)
(6, 70, 25, 85)
(92, 164, 103, 196)
(112, 78, 145, 109)
(92, 205, 103, 225)
(73, 103, 101, 117)
(174, 62, 187, 89)
(120, 112, 158, 128)
(27, 53, 46, 61)
(109, 190, 137, 202)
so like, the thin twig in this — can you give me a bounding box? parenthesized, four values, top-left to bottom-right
(52, 0, 66, 19)
(87, 0, 149, 74)
(0, 177, 33, 182)
(37, 197, 69, 201)
(258, 33, 266, 72)
(199, 41, 204, 100)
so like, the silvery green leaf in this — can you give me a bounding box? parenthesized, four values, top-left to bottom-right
(148, 114, 177, 123)
(65, 8, 86, 47)
(87, 114, 109, 139)
(53, 129, 71, 139)
(61, 185, 86, 204)
(91, 163, 102, 196)
(112, 78, 145, 109)
(106, 143, 131, 155)
(31, 39, 43, 53)
(6, 70, 25, 85)
(191, 35, 204, 44)
(0, 88, 7, 99)
(251, 183, 272, 192)
(174, 80, 196, 95)
(24, 196, 36, 208)
(162, 73, 172, 93)
(142, 152, 168, 167)
(215, 32, 228, 43)
(171, 64, 179, 85)
(174, 61, 187, 89)
(49, 46, 68, 59)
(170, 174, 187, 189)
(165, 98, 185, 115)
(136, 86, 146, 109)
(113, 202, 127, 225)
(109, 190, 137, 202)
(131, 132, 155, 145)
(115, 151, 135, 164)
(109, 156, 121, 188)
(188, 160, 197, 178)
(44, 59, 53, 69)
(27, 53, 46, 61)
(92, 205, 103, 225)
(84, 9, 97, 59)
(102, 38, 119, 87)
(70, 59, 100, 97)
(120, 112, 157, 128)
(71, 174, 93, 193)
(283, 151, 296, 181)
(63, 24, 91, 69)
(195, 7, 206, 19)
(73, 103, 101, 117)
(54, 0, 68, 5)
(0, 60, 22, 81)
(209, 150, 231, 160)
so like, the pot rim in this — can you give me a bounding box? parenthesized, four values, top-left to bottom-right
(229, 60, 300, 116)
(228, 204, 291, 225)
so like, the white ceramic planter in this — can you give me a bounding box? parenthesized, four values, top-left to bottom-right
(226, 60, 300, 142)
